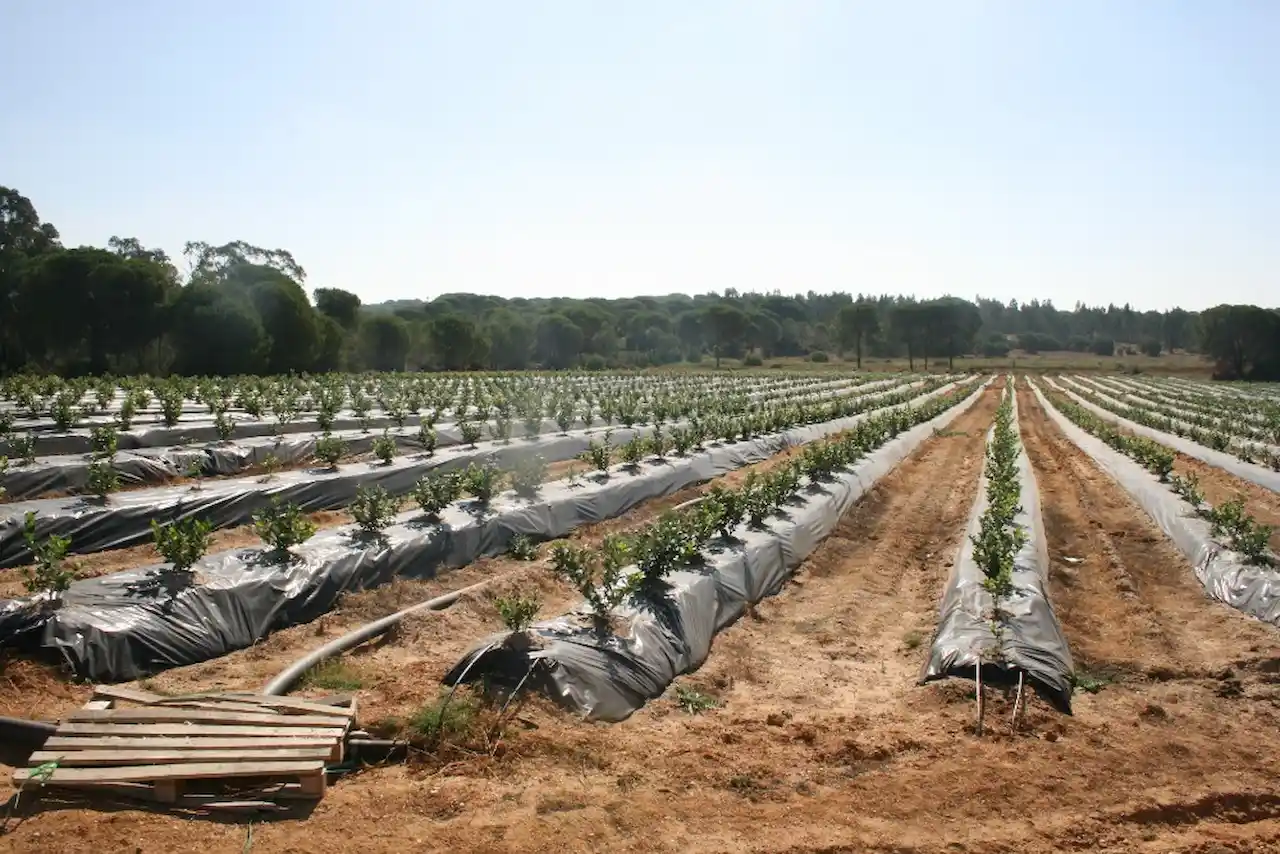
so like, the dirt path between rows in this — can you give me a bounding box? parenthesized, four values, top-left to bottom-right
(4, 381, 1277, 854)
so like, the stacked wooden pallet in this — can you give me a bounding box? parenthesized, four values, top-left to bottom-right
(12, 685, 355, 808)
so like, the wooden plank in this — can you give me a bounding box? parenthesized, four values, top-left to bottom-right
(177, 693, 355, 718)
(91, 685, 167, 705)
(30, 747, 333, 767)
(82, 700, 114, 711)
(43, 736, 337, 751)
(43, 736, 342, 763)
(66, 708, 343, 727)
(139, 699, 277, 715)
(13, 760, 325, 786)
(57, 724, 345, 738)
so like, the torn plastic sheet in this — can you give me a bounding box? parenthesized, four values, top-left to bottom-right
(0, 381, 962, 682)
(1031, 380, 1280, 629)
(1049, 378, 1280, 494)
(2, 375, 887, 458)
(441, 381, 988, 723)
(919, 388, 1074, 713)
(0, 379, 932, 568)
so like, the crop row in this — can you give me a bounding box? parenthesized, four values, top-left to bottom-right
(1061, 377, 1280, 471)
(1039, 385, 1274, 566)
(441, 380, 986, 720)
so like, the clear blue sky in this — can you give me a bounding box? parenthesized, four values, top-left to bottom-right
(4, 1, 1276, 311)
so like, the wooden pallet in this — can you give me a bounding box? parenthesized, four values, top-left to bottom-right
(13, 686, 356, 808)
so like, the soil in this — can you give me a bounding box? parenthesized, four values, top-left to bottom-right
(4, 380, 1279, 854)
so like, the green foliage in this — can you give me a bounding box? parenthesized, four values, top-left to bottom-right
(212, 409, 236, 441)
(89, 423, 119, 457)
(21, 512, 77, 596)
(252, 499, 317, 557)
(314, 433, 348, 468)
(350, 484, 399, 536)
(413, 470, 461, 518)
(85, 457, 120, 499)
(508, 533, 540, 561)
(971, 386, 1025, 606)
(673, 685, 719, 714)
(150, 517, 213, 572)
(462, 460, 501, 504)
(417, 424, 437, 455)
(510, 454, 547, 499)
(9, 434, 35, 465)
(458, 420, 483, 447)
(407, 690, 480, 743)
(371, 430, 397, 465)
(494, 593, 541, 631)
(582, 436, 612, 472)
(300, 658, 364, 691)
(619, 436, 647, 469)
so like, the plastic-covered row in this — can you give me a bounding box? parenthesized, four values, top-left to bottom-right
(441, 381, 988, 722)
(919, 385, 1074, 712)
(1031, 380, 1280, 629)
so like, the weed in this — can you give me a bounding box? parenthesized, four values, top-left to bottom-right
(407, 690, 481, 743)
(301, 659, 364, 691)
(673, 684, 719, 714)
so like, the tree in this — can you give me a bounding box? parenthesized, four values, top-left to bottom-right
(431, 313, 488, 371)
(890, 303, 924, 370)
(535, 314, 584, 369)
(314, 288, 362, 330)
(1162, 308, 1190, 352)
(0, 187, 61, 372)
(358, 314, 411, 371)
(702, 303, 748, 368)
(244, 272, 321, 373)
(314, 315, 346, 371)
(170, 283, 268, 375)
(675, 311, 704, 361)
(836, 302, 879, 368)
(1140, 338, 1162, 357)
(486, 308, 534, 369)
(1198, 305, 1280, 380)
(184, 240, 306, 285)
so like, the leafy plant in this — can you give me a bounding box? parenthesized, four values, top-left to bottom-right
(509, 533, 540, 561)
(213, 409, 236, 441)
(89, 423, 119, 457)
(619, 436, 647, 470)
(9, 434, 35, 465)
(494, 593, 541, 631)
(301, 659, 364, 691)
(21, 512, 77, 596)
(50, 390, 79, 432)
(413, 470, 462, 518)
(629, 511, 702, 588)
(407, 690, 480, 743)
(463, 460, 502, 504)
(159, 390, 184, 428)
(85, 457, 120, 500)
(252, 499, 317, 558)
(418, 424, 437, 456)
(582, 436, 612, 473)
(350, 484, 399, 537)
(510, 454, 546, 499)
(117, 395, 137, 430)
(372, 430, 397, 465)
(150, 517, 213, 573)
(701, 484, 745, 540)
(314, 433, 348, 469)
(458, 420, 483, 448)
(673, 685, 719, 714)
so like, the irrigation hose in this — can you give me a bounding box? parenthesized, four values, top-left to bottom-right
(263, 496, 713, 697)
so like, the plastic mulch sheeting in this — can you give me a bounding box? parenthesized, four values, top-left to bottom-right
(0, 381, 959, 683)
(1032, 380, 1280, 629)
(1048, 377, 1280, 494)
(0, 380, 928, 568)
(440, 382, 988, 722)
(919, 387, 1074, 713)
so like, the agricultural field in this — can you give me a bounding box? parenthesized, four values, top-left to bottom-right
(1, 371, 1278, 854)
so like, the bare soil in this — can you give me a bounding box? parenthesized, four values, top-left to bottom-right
(4, 381, 1278, 854)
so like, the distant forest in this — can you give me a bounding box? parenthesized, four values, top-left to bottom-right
(3, 185, 1278, 380)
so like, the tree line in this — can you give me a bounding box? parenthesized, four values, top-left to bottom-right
(2, 185, 1277, 379)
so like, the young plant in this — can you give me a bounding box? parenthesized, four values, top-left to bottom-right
(619, 436, 647, 470)
(89, 423, 119, 457)
(701, 484, 746, 540)
(509, 533, 540, 561)
(117, 395, 137, 430)
(372, 430, 397, 465)
(458, 420, 484, 448)
(159, 390, 184, 428)
(413, 470, 462, 518)
(463, 460, 502, 504)
(213, 409, 236, 441)
(252, 499, 317, 558)
(510, 454, 547, 500)
(150, 517, 213, 573)
(21, 512, 77, 596)
(314, 433, 348, 469)
(582, 435, 612, 473)
(9, 433, 36, 465)
(629, 511, 702, 590)
(350, 484, 399, 538)
(85, 457, 120, 500)
(494, 593, 541, 632)
(50, 391, 79, 432)
(417, 424, 437, 456)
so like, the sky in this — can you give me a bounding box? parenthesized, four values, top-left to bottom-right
(3, 1, 1277, 311)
